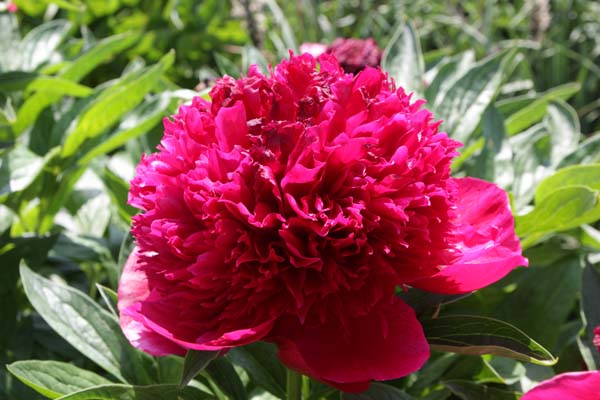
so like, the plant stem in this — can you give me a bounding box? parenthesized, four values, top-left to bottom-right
(286, 369, 302, 400)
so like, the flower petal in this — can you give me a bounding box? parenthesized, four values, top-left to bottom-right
(410, 177, 527, 294)
(118, 248, 186, 356)
(271, 297, 429, 391)
(521, 371, 600, 400)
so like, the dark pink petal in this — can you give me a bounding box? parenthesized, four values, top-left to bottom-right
(410, 177, 527, 294)
(118, 248, 185, 356)
(272, 297, 429, 391)
(521, 371, 600, 400)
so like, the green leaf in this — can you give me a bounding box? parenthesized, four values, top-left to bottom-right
(535, 164, 600, 203)
(13, 33, 140, 135)
(516, 186, 600, 245)
(425, 51, 475, 105)
(558, 132, 600, 167)
(19, 264, 153, 384)
(443, 380, 520, 400)
(7, 360, 112, 399)
(24, 77, 94, 97)
(78, 92, 175, 165)
(433, 49, 515, 144)
(468, 106, 513, 188)
(382, 22, 425, 97)
(96, 284, 119, 317)
(229, 342, 286, 399)
(61, 51, 174, 158)
(342, 383, 415, 399)
(101, 166, 137, 224)
(495, 256, 581, 350)
(421, 315, 557, 365)
(0, 146, 44, 202)
(54, 384, 213, 400)
(543, 99, 580, 165)
(205, 357, 247, 400)
(180, 351, 219, 388)
(61, 33, 141, 82)
(579, 263, 600, 370)
(503, 83, 580, 136)
(20, 19, 72, 71)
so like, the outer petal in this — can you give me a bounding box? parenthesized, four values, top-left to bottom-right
(410, 177, 527, 294)
(521, 371, 600, 400)
(118, 248, 185, 356)
(271, 297, 429, 392)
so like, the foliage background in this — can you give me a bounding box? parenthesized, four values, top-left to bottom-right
(1, 0, 600, 399)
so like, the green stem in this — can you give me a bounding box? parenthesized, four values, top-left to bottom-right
(286, 369, 302, 400)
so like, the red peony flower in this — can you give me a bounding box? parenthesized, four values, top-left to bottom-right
(521, 371, 600, 400)
(118, 53, 527, 392)
(328, 38, 382, 74)
(6, 1, 17, 12)
(594, 326, 600, 353)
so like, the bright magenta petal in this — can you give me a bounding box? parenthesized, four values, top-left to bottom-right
(272, 298, 429, 391)
(410, 177, 527, 294)
(118, 248, 186, 356)
(521, 371, 600, 400)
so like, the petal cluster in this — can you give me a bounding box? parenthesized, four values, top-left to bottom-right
(299, 38, 382, 74)
(119, 53, 527, 391)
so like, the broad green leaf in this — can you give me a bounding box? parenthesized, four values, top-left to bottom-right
(229, 342, 286, 399)
(544, 99, 580, 165)
(382, 22, 424, 97)
(96, 284, 119, 317)
(24, 77, 93, 97)
(509, 124, 552, 210)
(75, 194, 111, 237)
(20, 19, 72, 71)
(13, 33, 140, 135)
(421, 315, 556, 365)
(516, 186, 600, 245)
(0, 71, 38, 92)
(55, 384, 213, 400)
(7, 360, 112, 399)
(101, 167, 137, 224)
(579, 263, 600, 370)
(443, 380, 520, 400)
(61, 33, 141, 82)
(495, 257, 581, 350)
(0, 146, 44, 201)
(19, 264, 153, 384)
(204, 357, 247, 400)
(558, 132, 600, 167)
(535, 164, 600, 203)
(469, 106, 513, 188)
(342, 383, 415, 400)
(433, 49, 515, 144)
(442, 356, 504, 384)
(61, 51, 174, 158)
(180, 351, 219, 387)
(503, 83, 580, 136)
(78, 92, 174, 165)
(425, 51, 475, 104)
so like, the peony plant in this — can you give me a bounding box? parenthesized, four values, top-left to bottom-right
(118, 53, 527, 392)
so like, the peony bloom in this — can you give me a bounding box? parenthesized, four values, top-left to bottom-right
(299, 42, 328, 58)
(328, 38, 382, 74)
(521, 371, 600, 400)
(118, 53, 527, 392)
(594, 326, 600, 353)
